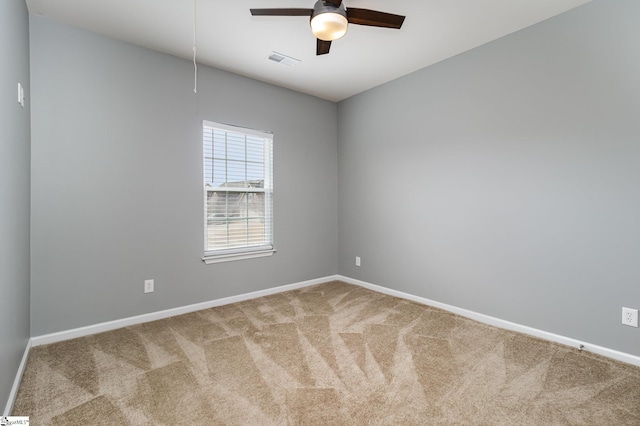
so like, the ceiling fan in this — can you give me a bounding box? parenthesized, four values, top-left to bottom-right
(250, 0, 405, 56)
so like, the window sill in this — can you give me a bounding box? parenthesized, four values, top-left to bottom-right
(202, 249, 276, 264)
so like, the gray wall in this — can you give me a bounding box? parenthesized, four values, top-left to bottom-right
(29, 16, 338, 336)
(0, 0, 31, 412)
(338, 0, 640, 356)
(25, 0, 640, 360)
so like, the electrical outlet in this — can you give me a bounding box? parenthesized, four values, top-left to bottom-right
(355, 256, 361, 267)
(17, 83, 24, 108)
(144, 279, 154, 294)
(622, 307, 638, 327)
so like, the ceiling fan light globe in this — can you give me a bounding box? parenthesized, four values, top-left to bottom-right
(311, 12, 348, 41)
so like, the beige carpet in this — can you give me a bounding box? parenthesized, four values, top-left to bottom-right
(12, 281, 640, 424)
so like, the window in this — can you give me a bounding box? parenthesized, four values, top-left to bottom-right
(202, 121, 274, 263)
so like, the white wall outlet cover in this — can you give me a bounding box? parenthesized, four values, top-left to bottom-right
(622, 307, 638, 327)
(144, 279, 154, 293)
(356, 256, 361, 267)
(18, 83, 25, 108)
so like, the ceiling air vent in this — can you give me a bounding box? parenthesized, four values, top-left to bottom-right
(267, 52, 300, 67)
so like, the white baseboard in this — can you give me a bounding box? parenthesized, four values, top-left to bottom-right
(31, 275, 339, 347)
(3, 338, 31, 416)
(338, 275, 640, 367)
(29, 273, 640, 368)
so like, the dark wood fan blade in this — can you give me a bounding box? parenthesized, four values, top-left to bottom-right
(317, 39, 332, 55)
(325, 0, 343, 6)
(250, 8, 313, 17)
(346, 8, 405, 29)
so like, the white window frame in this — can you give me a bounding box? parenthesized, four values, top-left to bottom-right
(202, 120, 275, 264)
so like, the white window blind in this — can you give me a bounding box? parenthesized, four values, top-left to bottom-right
(203, 121, 274, 262)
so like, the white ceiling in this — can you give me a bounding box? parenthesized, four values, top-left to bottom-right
(26, 0, 591, 102)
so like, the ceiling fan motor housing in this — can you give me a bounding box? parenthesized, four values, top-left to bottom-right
(311, 0, 348, 41)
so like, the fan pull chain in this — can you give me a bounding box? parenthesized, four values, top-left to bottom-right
(193, 0, 198, 94)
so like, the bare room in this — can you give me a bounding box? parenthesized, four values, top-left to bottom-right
(2, 0, 639, 423)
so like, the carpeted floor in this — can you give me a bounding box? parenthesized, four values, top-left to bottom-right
(12, 281, 640, 424)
